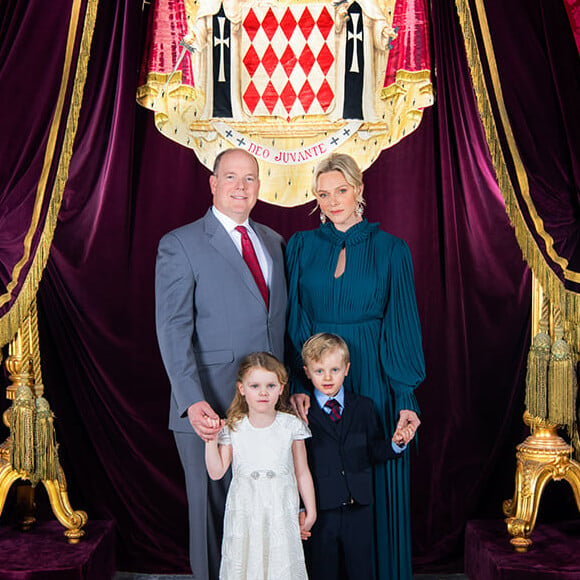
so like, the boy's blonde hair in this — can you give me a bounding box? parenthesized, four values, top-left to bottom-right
(301, 333, 350, 366)
(226, 352, 292, 429)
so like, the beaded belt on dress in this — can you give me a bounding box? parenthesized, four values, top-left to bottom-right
(237, 466, 291, 479)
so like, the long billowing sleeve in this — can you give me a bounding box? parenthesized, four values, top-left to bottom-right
(380, 238, 425, 415)
(285, 232, 313, 394)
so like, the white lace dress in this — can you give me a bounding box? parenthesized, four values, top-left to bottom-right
(218, 412, 311, 580)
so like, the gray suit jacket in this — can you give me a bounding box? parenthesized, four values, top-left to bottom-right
(155, 209, 287, 432)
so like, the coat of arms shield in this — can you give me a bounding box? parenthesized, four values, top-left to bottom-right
(138, 0, 434, 206)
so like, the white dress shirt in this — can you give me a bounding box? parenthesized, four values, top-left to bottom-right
(212, 206, 271, 285)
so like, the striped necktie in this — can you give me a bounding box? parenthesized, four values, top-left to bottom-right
(324, 398, 342, 422)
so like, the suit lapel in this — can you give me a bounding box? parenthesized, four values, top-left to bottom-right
(204, 210, 266, 310)
(340, 391, 357, 442)
(309, 398, 340, 441)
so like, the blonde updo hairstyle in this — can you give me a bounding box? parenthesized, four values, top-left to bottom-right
(225, 352, 293, 429)
(312, 152, 366, 212)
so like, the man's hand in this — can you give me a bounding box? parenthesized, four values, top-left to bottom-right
(187, 401, 222, 441)
(290, 394, 311, 424)
(393, 409, 420, 445)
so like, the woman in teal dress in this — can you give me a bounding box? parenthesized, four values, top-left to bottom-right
(287, 153, 425, 580)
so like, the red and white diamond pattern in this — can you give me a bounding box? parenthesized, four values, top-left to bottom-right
(241, 5, 335, 119)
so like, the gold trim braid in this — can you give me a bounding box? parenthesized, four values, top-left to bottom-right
(0, 0, 100, 348)
(454, 0, 580, 346)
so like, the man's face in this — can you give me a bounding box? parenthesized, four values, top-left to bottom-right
(210, 150, 260, 223)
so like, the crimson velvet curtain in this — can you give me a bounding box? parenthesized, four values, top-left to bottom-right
(1, 0, 578, 574)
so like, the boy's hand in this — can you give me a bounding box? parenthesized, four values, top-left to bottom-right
(394, 410, 420, 445)
(392, 425, 413, 446)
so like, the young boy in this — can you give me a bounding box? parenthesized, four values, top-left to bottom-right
(301, 332, 410, 580)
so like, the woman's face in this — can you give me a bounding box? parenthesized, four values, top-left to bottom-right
(315, 170, 363, 232)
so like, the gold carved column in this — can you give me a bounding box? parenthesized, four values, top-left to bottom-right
(503, 278, 580, 551)
(0, 300, 87, 543)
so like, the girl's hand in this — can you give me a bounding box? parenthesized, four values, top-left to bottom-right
(205, 415, 223, 430)
(299, 509, 316, 540)
(188, 401, 222, 441)
(298, 511, 309, 539)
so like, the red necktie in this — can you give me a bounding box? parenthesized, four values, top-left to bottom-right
(235, 226, 269, 309)
(324, 399, 342, 422)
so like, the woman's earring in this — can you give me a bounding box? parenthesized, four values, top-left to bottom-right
(356, 202, 364, 217)
(320, 211, 327, 224)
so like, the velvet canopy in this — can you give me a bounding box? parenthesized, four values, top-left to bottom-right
(1, 0, 579, 574)
(456, 0, 580, 335)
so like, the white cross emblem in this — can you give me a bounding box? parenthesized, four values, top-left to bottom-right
(347, 13, 362, 73)
(214, 16, 230, 83)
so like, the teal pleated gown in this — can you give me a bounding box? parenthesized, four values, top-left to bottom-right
(286, 219, 425, 580)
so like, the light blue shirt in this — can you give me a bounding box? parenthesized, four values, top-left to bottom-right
(314, 385, 345, 411)
(314, 386, 405, 454)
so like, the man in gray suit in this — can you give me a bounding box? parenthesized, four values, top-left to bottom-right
(155, 148, 287, 578)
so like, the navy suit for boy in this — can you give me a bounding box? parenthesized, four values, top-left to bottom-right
(306, 389, 402, 580)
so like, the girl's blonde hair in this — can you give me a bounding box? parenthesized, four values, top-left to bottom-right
(312, 152, 366, 210)
(226, 352, 293, 429)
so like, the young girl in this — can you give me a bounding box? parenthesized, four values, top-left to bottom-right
(205, 352, 316, 580)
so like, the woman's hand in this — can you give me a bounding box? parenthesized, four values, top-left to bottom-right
(290, 393, 311, 424)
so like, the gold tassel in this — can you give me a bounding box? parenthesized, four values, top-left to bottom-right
(525, 296, 551, 420)
(9, 385, 35, 475)
(34, 394, 61, 482)
(547, 307, 576, 433)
